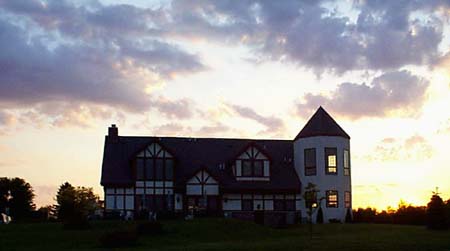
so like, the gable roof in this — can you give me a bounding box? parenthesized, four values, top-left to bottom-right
(101, 136, 301, 193)
(294, 107, 350, 140)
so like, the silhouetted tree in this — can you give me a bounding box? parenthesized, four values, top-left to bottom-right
(0, 177, 35, 220)
(374, 210, 392, 224)
(446, 199, 450, 227)
(393, 201, 426, 225)
(55, 182, 76, 221)
(0, 177, 9, 213)
(55, 182, 99, 229)
(316, 207, 324, 223)
(302, 183, 324, 240)
(352, 207, 377, 223)
(426, 193, 447, 230)
(345, 208, 352, 223)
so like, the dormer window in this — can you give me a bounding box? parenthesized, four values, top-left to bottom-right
(242, 159, 264, 177)
(135, 143, 174, 181)
(235, 146, 270, 181)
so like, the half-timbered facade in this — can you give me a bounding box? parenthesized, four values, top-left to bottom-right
(101, 107, 352, 223)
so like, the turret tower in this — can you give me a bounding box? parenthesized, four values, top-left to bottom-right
(293, 107, 351, 223)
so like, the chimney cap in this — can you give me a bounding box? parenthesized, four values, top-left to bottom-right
(111, 124, 117, 128)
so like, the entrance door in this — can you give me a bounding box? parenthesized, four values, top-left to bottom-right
(206, 196, 220, 215)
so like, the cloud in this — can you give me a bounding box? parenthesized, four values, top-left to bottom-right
(151, 123, 190, 136)
(0, 0, 446, 130)
(0, 111, 15, 126)
(436, 118, 450, 134)
(163, 0, 444, 73)
(366, 134, 433, 162)
(197, 122, 231, 136)
(2, 0, 445, 76)
(226, 103, 285, 136)
(150, 122, 231, 137)
(295, 70, 429, 119)
(0, 1, 205, 129)
(150, 97, 196, 120)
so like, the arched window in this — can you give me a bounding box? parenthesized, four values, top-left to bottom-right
(135, 143, 174, 181)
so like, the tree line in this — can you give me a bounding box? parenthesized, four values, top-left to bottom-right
(1, 177, 450, 230)
(352, 192, 450, 229)
(0, 177, 99, 228)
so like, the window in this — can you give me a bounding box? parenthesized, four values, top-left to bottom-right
(241, 160, 264, 177)
(166, 194, 174, 210)
(304, 148, 316, 176)
(155, 159, 164, 180)
(344, 149, 350, 176)
(304, 191, 317, 208)
(344, 191, 351, 208)
(242, 199, 253, 211)
(325, 148, 337, 175)
(285, 200, 295, 211)
(242, 160, 253, 176)
(136, 159, 145, 180)
(165, 159, 174, 180)
(145, 159, 154, 179)
(236, 146, 269, 178)
(253, 161, 264, 176)
(274, 199, 296, 211)
(274, 200, 285, 211)
(135, 143, 174, 181)
(326, 190, 338, 208)
(154, 195, 165, 211)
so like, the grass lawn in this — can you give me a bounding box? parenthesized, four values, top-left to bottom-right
(1, 218, 450, 251)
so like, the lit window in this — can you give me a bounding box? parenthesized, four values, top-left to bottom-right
(304, 148, 316, 176)
(344, 150, 350, 176)
(326, 190, 338, 208)
(325, 148, 337, 174)
(344, 191, 351, 208)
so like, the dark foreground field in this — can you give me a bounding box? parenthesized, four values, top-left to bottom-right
(1, 218, 450, 251)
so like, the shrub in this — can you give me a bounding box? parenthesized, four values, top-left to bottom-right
(316, 207, 323, 224)
(136, 221, 164, 235)
(62, 212, 90, 230)
(345, 208, 352, 223)
(329, 218, 341, 223)
(99, 230, 138, 248)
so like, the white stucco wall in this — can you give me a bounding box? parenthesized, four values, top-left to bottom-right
(294, 136, 351, 223)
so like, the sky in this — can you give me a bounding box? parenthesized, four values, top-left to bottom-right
(1, 0, 450, 210)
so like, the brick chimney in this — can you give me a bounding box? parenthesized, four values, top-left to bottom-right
(108, 124, 118, 143)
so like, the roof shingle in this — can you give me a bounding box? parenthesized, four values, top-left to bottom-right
(101, 136, 301, 193)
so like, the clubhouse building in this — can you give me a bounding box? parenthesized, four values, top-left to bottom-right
(101, 107, 351, 223)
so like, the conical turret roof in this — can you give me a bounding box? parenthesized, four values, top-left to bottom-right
(294, 107, 350, 140)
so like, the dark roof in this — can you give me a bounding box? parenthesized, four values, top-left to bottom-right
(101, 136, 301, 193)
(294, 107, 350, 140)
